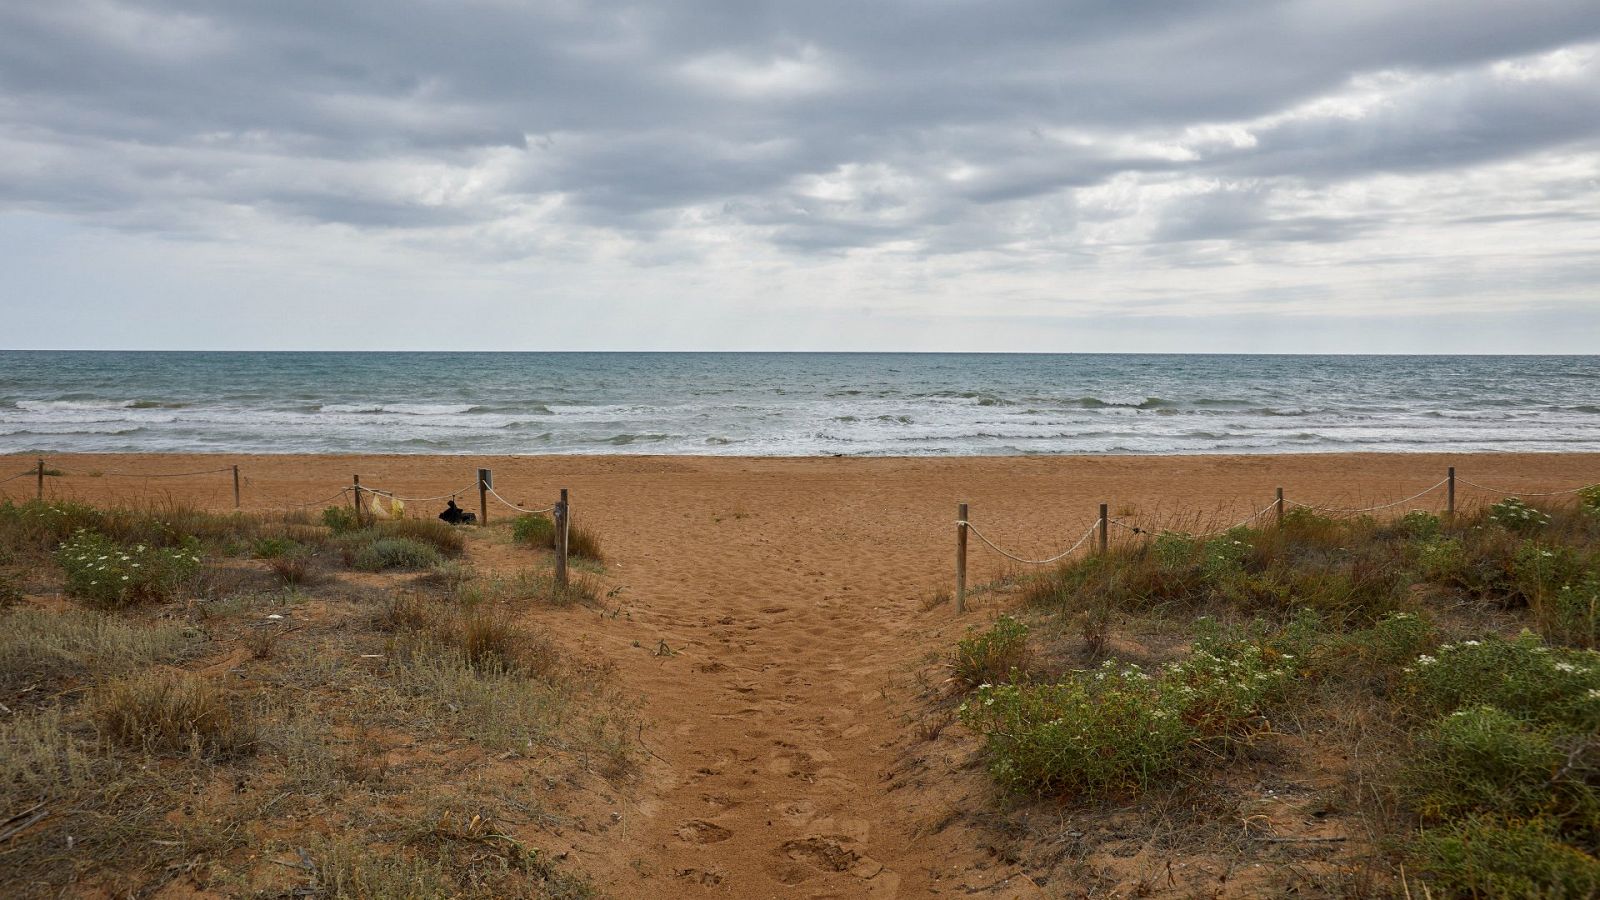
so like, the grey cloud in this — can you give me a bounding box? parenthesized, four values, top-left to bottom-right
(0, 0, 1598, 255)
(1152, 184, 1375, 244)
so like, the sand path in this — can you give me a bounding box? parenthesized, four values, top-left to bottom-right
(7, 453, 1598, 897)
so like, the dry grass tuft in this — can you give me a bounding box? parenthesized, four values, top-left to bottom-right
(265, 551, 318, 585)
(1, 607, 196, 697)
(91, 670, 255, 757)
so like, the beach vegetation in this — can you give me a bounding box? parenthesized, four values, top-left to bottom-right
(952, 615, 1029, 687)
(511, 512, 605, 563)
(56, 530, 202, 606)
(0, 495, 623, 894)
(950, 495, 1600, 895)
(92, 669, 256, 757)
(1410, 817, 1600, 898)
(321, 504, 361, 533)
(1488, 496, 1552, 533)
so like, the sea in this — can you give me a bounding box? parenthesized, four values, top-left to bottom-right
(0, 352, 1596, 456)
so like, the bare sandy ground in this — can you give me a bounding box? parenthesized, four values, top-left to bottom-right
(5, 453, 1598, 896)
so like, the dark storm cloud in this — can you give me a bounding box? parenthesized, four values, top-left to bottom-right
(1, 0, 1598, 250)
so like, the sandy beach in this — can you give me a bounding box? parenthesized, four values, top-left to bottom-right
(5, 452, 1598, 896)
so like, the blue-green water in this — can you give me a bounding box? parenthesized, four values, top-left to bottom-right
(0, 352, 1595, 455)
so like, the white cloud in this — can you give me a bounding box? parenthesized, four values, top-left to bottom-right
(0, 1, 1597, 350)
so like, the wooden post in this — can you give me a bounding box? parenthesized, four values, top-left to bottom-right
(1447, 467, 1456, 519)
(956, 502, 968, 615)
(36, 458, 44, 500)
(554, 488, 570, 590)
(232, 465, 241, 510)
(477, 469, 491, 525)
(352, 475, 363, 527)
(1098, 503, 1109, 555)
(1275, 487, 1284, 528)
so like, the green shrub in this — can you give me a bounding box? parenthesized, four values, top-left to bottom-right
(322, 505, 360, 534)
(349, 537, 442, 572)
(253, 536, 303, 559)
(1396, 510, 1442, 540)
(959, 637, 1295, 796)
(512, 514, 555, 545)
(1404, 633, 1600, 732)
(1578, 484, 1600, 513)
(1171, 638, 1297, 734)
(952, 616, 1029, 688)
(1412, 817, 1600, 899)
(1404, 706, 1589, 825)
(1546, 574, 1599, 648)
(55, 530, 202, 607)
(959, 665, 1191, 796)
(1360, 610, 1436, 668)
(1415, 536, 1466, 582)
(1199, 532, 1252, 580)
(1278, 505, 1340, 544)
(0, 499, 104, 553)
(1489, 497, 1552, 533)
(512, 513, 605, 563)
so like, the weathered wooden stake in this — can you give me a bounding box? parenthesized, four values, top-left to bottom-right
(352, 475, 364, 527)
(554, 488, 570, 589)
(233, 465, 241, 509)
(36, 458, 44, 500)
(1098, 503, 1109, 555)
(1446, 467, 1456, 519)
(478, 468, 491, 525)
(1275, 487, 1284, 528)
(956, 502, 968, 615)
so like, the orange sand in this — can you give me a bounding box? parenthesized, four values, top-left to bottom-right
(5, 452, 1597, 896)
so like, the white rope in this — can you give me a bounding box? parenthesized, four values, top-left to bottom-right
(1286, 478, 1449, 515)
(279, 487, 353, 509)
(1107, 498, 1280, 539)
(1187, 499, 1284, 536)
(959, 519, 1101, 566)
(1457, 478, 1597, 498)
(360, 484, 478, 503)
(486, 484, 557, 515)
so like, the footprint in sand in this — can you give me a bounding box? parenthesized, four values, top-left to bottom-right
(674, 867, 724, 885)
(769, 836, 884, 884)
(676, 820, 733, 844)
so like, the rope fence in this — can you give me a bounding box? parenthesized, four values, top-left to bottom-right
(952, 465, 1597, 615)
(0, 458, 582, 591)
(486, 484, 557, 515)
(2, 456, 1594, 612)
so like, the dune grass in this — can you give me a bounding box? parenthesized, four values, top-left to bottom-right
(951, 496, 1600, 895)
(511, 513, 605, 563)
(0, 496, 624, 895)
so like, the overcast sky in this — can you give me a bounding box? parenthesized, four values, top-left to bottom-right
(1, 1, 1597, 352)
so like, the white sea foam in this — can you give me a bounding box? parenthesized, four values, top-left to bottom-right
(0, 352, 1595, 455)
